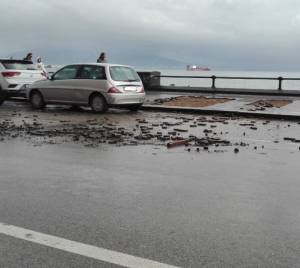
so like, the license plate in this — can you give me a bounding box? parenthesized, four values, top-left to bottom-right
(124, 86, 136, 92)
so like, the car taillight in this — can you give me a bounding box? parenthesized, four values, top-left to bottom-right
(1, 71, 21, 78)
(108, 87, 122, 94)
(138, 86, 145, 93)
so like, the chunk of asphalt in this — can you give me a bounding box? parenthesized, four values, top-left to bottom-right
(167, 139, 191, 149)
(173, 128, 188, 133)
(284, 137, 296, 142)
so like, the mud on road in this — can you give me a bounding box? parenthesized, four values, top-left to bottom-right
(1, 101, 300, 153)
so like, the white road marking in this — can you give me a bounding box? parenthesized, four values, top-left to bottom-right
(0, 222, 179, 268)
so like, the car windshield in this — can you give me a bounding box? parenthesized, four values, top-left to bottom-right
(109, 66, 140, 82)
(1, 60, 37, 70)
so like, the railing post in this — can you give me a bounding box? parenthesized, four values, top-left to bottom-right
(211, 75, 216, 89)
(278, 77, 283, 91)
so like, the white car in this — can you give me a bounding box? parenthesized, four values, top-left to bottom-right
(27, 63, 145, 113)
(0, 59, 45, 104)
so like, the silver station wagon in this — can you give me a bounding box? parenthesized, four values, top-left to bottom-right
(27, 63, 145, 113)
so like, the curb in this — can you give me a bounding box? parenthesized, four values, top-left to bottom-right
(141, 105, 300, 121)
(147, 87, 300, 97)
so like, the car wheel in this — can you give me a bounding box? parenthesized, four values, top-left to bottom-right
(90, 94, 108, 113)
(30, 90, 45, 109)
(128, 104, 142, 111)
(0, 90, 5, 106)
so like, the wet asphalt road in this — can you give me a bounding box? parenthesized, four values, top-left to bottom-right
(1, 101, 300, 267)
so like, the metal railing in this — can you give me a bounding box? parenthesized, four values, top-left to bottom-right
(155, 75, 300, 91)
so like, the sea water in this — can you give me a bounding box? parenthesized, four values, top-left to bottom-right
(148, 69, 300, 91)
(47, 65, 300, 91)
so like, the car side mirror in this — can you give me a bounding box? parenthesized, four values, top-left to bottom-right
(49, 75, 54, 80)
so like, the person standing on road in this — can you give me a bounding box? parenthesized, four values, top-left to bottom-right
(97, 52, 107, 63)
(36, 57, 48, 78)
(23, 53, 33, 62)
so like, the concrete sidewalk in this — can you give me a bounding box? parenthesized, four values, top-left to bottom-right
(149, 85, 300, 97)
(143, 91, 300, 120)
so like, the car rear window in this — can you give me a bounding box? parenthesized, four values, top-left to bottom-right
(109, 66, 140, 82)
(1, 60, 37, 70)
(79, 65, 106, 80)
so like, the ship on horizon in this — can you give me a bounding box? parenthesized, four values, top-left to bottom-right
(186, 65, 211, 71)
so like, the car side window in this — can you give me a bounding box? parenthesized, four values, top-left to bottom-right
(53, 65, 79, 80)
(79, 66, 106, 80)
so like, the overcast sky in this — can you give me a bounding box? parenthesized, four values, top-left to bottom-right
(1, 0, 300, 70)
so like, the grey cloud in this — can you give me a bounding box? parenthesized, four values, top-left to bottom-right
(1, 0, 300, 70)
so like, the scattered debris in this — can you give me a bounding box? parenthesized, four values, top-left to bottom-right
(1, 106, 299, 154)
(248, 99, 292, 111)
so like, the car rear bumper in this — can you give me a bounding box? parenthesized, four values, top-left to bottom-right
(106, 93, 146, 105)
(1, 88, 26, 98)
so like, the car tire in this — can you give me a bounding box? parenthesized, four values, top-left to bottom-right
(0, 90, 5, 106)
(128, 104, 142, 111)
(90, 94, 108, 113)
(30, 90, 45, 109)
